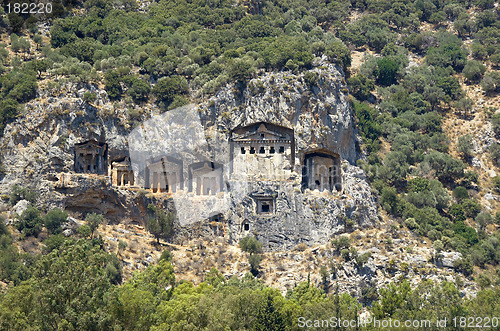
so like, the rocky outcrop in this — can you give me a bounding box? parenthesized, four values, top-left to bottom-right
(0, 59, 378, 250)
(184, 59, 376, 249)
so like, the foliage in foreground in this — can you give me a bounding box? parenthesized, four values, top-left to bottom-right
(0, 237, 499, 330)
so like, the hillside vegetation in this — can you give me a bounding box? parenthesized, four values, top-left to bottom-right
(0, 0, 499, 329)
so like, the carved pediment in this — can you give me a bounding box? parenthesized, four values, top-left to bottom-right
(231, 122, 292, 141)
(75, 139, 106, 152)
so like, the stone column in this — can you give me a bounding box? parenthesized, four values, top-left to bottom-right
(196, 177, 201, 195)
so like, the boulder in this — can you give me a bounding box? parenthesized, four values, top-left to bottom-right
(13, 199, 30, 215)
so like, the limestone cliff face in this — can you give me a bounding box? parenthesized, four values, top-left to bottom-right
(200, 60, 359, 165)
(0, 60, 378, 250)
(0, 85, 136, 215)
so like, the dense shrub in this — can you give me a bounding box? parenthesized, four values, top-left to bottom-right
(239, 236, 263, 254)
(104, 69, 122, 100)
(461, 199, 482, 219)
(462, 60, 486, 83)
(9, 184, 37, 205)
(348, 74, 375, 100)
(44, 208, 68, 234)
(375, 57, 399, 86)
(457, 134, 473, 158)
(146, 205, 174, 244)
(16, 206, 43, 237)
(490, 143, 500, 165)
(152, 76, 189, 106)
(492, 113, 500, 138)
(481, 72, 500, 94)
(452, 186, 469, 202)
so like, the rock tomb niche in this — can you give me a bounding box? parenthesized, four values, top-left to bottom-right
(74, 140, 108, 175)
(301, 150, 342, 192)
(188, 161, 223, 195)
(145, 156, 183, 193)
(230, 122, 295, 181)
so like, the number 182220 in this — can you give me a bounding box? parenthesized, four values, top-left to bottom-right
(6, 2, 52, 14)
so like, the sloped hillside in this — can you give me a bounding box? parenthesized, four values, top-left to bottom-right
(0, 0, 499, 329)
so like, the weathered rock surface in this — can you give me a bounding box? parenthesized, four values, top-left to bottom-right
(13, 199, 30, 216)
(0, 61, 378, 250)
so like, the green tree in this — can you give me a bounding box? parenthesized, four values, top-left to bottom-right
(85, 212, 103, 239)
(423, 151, 465, 183)
(227, 58, 254, 84)
(7, 13, 24, 33)
(9, 184, 37, 205)
(127, 77, 151, 103)
(372, 281, 410, 318)
(462, 60, 486, 83)
(32, 59, 49, 78)
(331, 235, 350, 252)
(453, 257, 474, 276)
(324, 38, 351, 72)
(239, 236, 263, 275)
(475, 212, 492, 230)
(375, 57, 399, 86)
(0, 240, 121, 330)
(426, 39, 467, 72)
(104, 69, 122, 100)
(248, 253, 263, 275)
(77, 224, 92, 238)
(146, 204, 174, 244)
(83, 91, 97, 104)
(152, 75, 188, 105)
(490, 143, 500, 165)
(204, 267, 225, 287)
(303, 71, 318, 87)
(470, 42, 488, 60)
(476, 274, 492, 289)
(454, 97, 474, 118)
(33, 34, 43, 50)
(352, 101, 381, 143)
(492, 176, 500, 192)
(457, 134, 473, 159)
(0, 222, 30, 284)
(348, 74, 375, 100)
(461, 199, 482, 219)
(16, 205, 43, 237)
(1, 69, 37, 103)
(61, 38, 96, 63)
(481, 72, 500, 94)
(239, 236, 263, 254)
(408, 177, 430, 193)
(43, 234, 68, 253)
(44, 208, 68, 234)
(492, 113, 500, 138)
(453, 186, 469, 202)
